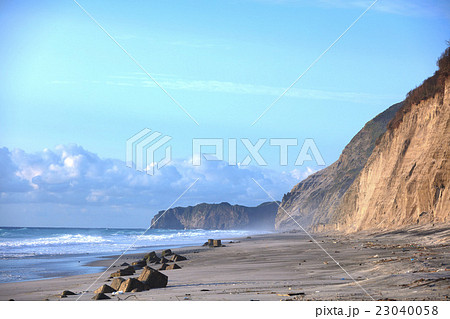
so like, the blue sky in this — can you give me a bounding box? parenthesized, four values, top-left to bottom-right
(0, 0, 449, 227)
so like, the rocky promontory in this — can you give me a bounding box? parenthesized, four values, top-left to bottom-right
(151, 201, 279, 230)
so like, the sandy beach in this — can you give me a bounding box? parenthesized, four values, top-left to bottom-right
(1, 225, 448, 301)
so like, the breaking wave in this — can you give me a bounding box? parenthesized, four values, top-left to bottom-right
(0, 228, 264, 257)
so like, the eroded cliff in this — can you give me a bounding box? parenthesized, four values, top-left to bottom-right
(277, 47, 450, 233)
(275, 102, 402, 230)
(331, 68, 449, 232)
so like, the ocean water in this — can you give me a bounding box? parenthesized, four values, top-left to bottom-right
(0, 227, 263, 283)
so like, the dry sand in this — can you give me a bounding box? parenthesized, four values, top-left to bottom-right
(0, 225, 449, 301)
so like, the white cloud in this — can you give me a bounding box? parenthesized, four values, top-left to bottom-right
(290, 166, 317, 180)
(0, 145, 313, 214)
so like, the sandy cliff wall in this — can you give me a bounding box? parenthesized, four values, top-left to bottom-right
(331, 77, 450, 232)
(277, 48, 450, 233)
(275, 103, 402, 230)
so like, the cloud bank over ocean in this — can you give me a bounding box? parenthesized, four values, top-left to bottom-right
(0, 145, 315, 227)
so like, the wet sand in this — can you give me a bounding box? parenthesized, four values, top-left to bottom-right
(0, 225, 448, 301)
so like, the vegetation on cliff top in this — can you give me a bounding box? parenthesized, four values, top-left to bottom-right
(388, 44, 450, 131)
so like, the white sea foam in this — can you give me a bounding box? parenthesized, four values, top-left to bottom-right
(0, 234, 109, 247)
(0, 228, 266, 258)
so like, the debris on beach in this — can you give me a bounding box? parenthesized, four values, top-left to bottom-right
(144, 251, 158, 262)
(277, 292, 305, 296)
(118, 278, 145, 293)
(110, 277, 125, 291)
(170, 254, 187, 262)
(400, 277, 449, 289)
(110, 266, 135, 277)
(60, 290, 76, 297)
(94, 284, 115, 294)
(131, 259, 147, 269)
(377, 298, 397, 301)
(120, 262, 130, 267)
(164, 263, 181, 270)
(206, 239, 222, 247)
(138, 266, 168, 288)
(161, 249, 173, 256)
(92, 293, 111, 300)
(159, 263, 169, 270)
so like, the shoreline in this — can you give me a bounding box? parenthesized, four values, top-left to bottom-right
(0, 225, 449, 301)
(0, 228, 265, 284)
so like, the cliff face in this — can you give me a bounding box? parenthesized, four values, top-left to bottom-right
(331, 77, 450, 232)
(275, 102, 402, 230)
(151, 202, 279, 230)
(278, 48, 450, 233)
